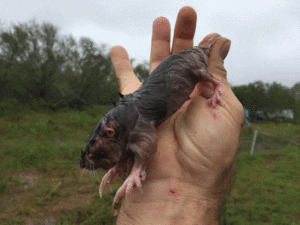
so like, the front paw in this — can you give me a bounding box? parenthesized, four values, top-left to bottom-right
(99, 166, 123, 198)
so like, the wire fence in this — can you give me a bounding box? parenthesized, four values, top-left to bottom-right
(238, 119, 300, 154)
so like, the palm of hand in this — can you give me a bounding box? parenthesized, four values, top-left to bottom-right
(110, 8, 244, 215)
(113, 46, 243, 199)
(112, 57, 243, 209)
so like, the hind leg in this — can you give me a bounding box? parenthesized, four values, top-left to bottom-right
(193, 66, 223, 107)
(207, 75, 223, 107)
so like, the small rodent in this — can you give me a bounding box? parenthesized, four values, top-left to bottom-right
(79, 35, 223, 214)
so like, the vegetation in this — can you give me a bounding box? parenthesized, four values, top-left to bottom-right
(0, 106, 118, 224)
(232, 81, 300, 123)
(0, 20, 149, 114)
(0, 106, 299, 224)
(223, 144, 300, 225)
(0, 20, 299, 123)
(0, 19, 299, 224)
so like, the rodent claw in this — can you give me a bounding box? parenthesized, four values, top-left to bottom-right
(111, 168, 146, 215)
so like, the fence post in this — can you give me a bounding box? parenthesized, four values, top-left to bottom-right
(250, 130, 258, 155)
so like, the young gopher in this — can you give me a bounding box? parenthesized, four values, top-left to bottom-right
(79, 35, 223, 213)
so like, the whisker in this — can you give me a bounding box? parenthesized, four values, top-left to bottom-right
(92, 167, 96, 180)
(95, 170, 99, 180)
(93, 167, 99, 181)
(79, 169, 86, 181)
(93, 168, 96, 180)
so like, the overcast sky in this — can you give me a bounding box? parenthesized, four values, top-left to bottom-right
(1, 0, 299, 87)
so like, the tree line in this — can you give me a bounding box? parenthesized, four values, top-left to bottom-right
(0, 20, 299, 122)
(0, 20, 148, 112)
(232, 81, 300, 123)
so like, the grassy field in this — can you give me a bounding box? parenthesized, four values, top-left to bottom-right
(0, 106, 299, 224)
(223, 145, 300, 224)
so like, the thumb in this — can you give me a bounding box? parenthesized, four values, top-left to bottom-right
(193, 34, 231, 98)
(206, 34, 231, 80)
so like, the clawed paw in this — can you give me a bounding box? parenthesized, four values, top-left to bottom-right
(208, 89, 222, 107)
(208, 76, 223, 107)
(112, 169, 146, 215)
(99, 166, 123, 198)
(139, 170, 146, 181)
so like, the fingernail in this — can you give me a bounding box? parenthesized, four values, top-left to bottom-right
(220, 40, 231, 60)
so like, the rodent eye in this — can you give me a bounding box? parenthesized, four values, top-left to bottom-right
(88, 153, 93, 158)
(105, 128, 115, 138)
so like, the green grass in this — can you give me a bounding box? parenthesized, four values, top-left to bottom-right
(0, 107, 299, 224)
(253, 122, 300, 139)
(0, 105, 117, 224)
(0, 105, 112, 172)
(223, 145, 300, 224)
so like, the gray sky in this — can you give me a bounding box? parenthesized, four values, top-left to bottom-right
(1, 0, 299, 87)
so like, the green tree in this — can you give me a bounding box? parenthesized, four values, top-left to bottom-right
(57, 37, 117, 109)
(248, 81, 267, 113)
(232, 81, 298, 122)
(267, 82, 295, 112)
(232, 85, 249, 108)
(0, 23, 31, 101)
(291, 82, 300, 123)
(0, 20, 119, 111)
(133, 61, 149, 82)
(0, 21, 63, 108)
(232, 81, 268, 115)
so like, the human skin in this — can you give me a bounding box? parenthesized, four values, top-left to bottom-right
(110, 6, 244, 225)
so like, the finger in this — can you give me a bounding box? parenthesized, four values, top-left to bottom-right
(110, 45, 141, 94)
(206, 35, 231, 80)
(190, 34, 231, 98)
(149, 17, 171, 73)
(198, 33, 220, 46)
(171, 6, 197, 54)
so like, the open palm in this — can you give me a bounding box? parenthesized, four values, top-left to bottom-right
(111, 6, 244, 224)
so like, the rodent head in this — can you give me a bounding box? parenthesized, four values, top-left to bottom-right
(79, 114, 126, 170)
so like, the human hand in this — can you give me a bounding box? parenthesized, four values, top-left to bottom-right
(111, 6, 244, 225)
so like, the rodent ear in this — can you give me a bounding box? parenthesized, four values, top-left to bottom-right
(106, 128, 115, 138)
